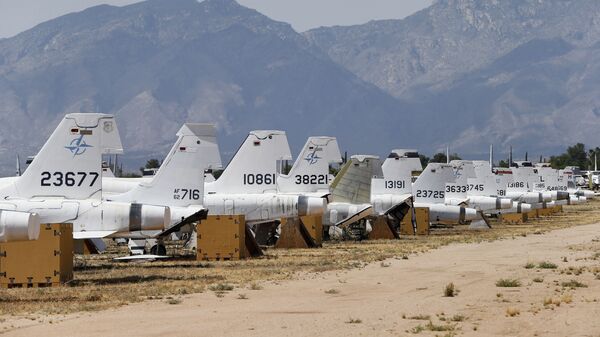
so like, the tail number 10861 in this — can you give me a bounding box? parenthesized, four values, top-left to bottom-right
(243, 173, 276, 185)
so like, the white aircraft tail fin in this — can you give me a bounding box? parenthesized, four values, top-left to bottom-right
(508, 167, 533, 191)
(382, 150, 423, 176)
(466, 176, 497, 196)
(277, 136, 342, 194)
(331, 155, 380, 204)
(12, 113, 122, 200)
(412, 163, 455, 203)
(371, 153, 414, 195)
(102, 165, 115, 178)
(206, 130, 291, 194)
(110, 124, 220, 207)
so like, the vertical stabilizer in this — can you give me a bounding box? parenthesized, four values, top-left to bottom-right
(331, 155, 380, 204)
(371, 151, 416, 195)
(8, 113, 122, 200)
(277, 136, 342, 194)
(412, 163, 455, 203)
(110, 124, 220, 207)
(206, 130, 291, 194)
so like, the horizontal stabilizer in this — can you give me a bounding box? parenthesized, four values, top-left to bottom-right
(113, 255, 169, 261)
(331, 155, 380, 204)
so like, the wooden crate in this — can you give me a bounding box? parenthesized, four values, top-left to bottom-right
(0, 223, 73, 288)
(536, 208, 553, 217)
(369, 216, 397, 240)
(400, 207, 430, 235)
(499, 212, 527, 224)
(415, 208, 430, 235)
(526, 210, 539, 219)
(275, 217, 320, 248)
(301, 216, 323, 247)
(197, 215, 246, 261)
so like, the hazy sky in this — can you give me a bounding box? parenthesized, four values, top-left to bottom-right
(0, 0, 432, 38)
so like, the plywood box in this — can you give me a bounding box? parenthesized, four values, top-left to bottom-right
(369, 216, 397, 240)
(400, 207, 430, 235)
(526, 210, 538, 219)
(197, 215, 246, 261)
(301, 216, 323, 246)
(536, 208, 553, 217)
(276, 217, 319, 248)
(0, 223, 73, 288)
(499, 212, 527, 224)
(415, 208, 430, 235)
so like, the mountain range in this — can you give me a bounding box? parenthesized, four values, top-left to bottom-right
(1, 0, 599, 174)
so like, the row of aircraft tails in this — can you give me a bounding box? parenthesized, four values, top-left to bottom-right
(0, 113, 595, 256)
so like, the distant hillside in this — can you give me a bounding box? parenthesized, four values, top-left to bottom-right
(3, 0, 600, 174)
(0, 0, 408, 174)
(306, 0, 600, 156)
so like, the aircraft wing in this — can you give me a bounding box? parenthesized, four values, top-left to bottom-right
(113, 255, 169, 262)
(156, 209, 208, 238)
(73, 231, 118, 239)
(382, 195, 413, 222)
(335, 205, 373, 228)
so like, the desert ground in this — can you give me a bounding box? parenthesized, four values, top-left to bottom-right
(1, 202, 600, 336)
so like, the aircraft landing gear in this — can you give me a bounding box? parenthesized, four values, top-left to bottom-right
(150, 238, 167, 256)
(150, 244, 167, 256)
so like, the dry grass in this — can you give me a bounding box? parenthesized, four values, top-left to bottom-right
(538, 261, 558, 269)
(1, 200, 599, 316)
(506, 307, 520, 317)
(496, 279, 521, 287)
(444, 283, 457, 297)
(561, 280, 588, 289)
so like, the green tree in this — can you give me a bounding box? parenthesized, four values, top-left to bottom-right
(419, 154, 430, 168)
(145, 159, 161, 169)
(430, 153, 446, 163)
(549, 143, 587, 169)
(329, 165, 340, 176)
(429, 152, 461, 163)
(211, 169, 224, 180)
(587, 147, 600, 170)
(498, 159, 509, 168)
